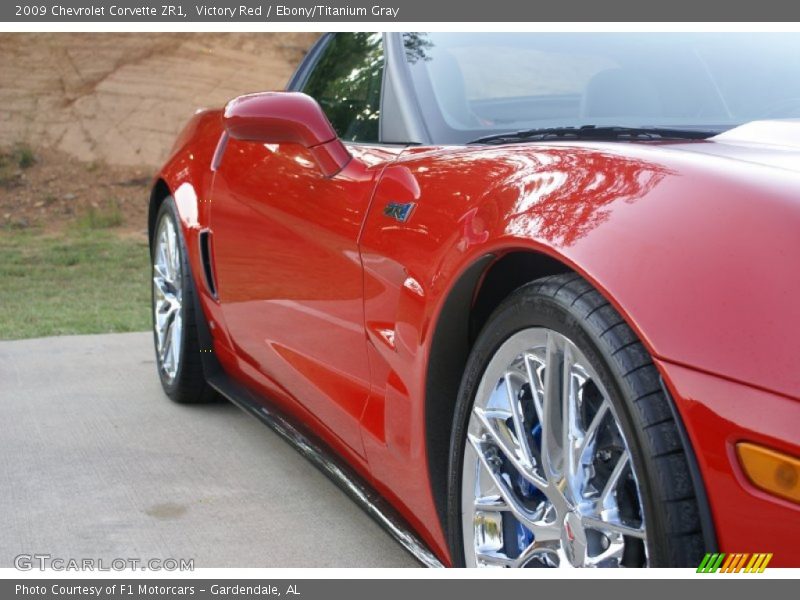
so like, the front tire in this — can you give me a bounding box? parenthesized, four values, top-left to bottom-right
(448, 273, 706, 567)
(151, 197, 216, 404)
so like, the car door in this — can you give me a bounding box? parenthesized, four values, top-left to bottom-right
(209, 33, 396, 458)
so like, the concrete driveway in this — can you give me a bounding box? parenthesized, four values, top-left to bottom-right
(0, 332, 417, 568)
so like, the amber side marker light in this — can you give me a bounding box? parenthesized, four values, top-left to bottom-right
(736, 442, 800, 504)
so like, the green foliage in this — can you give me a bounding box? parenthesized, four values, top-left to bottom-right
(77, 199, 124, 230)
(12, 144, 36, 169)
(302, 32, 384, 142)
(0, 143, 36, 187)
(0, 229, 151, 339)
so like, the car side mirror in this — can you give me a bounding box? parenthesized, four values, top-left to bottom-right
(223, 92, 351, 177)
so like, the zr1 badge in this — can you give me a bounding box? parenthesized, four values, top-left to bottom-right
(383, 202, 416, 223)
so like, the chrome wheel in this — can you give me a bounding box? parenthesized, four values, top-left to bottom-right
(462, 328, 648, 568)
(152, 214, 183, 384)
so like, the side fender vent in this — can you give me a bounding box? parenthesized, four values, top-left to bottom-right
(198, 229, 218, 299)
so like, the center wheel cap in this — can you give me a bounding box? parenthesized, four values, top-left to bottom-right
(562, 511, 588, 567)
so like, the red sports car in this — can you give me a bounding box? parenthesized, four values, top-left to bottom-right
(149, 32, 800, 568)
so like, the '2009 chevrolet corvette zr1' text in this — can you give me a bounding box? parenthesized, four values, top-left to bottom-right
(149, 33, 800, 567)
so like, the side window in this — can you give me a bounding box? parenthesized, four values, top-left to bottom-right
(301, 33, 384, 143)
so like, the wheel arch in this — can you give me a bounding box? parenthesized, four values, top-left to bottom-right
(423, 246, 719, 557)
(148, 178, 172, 246)
(423, 249, 572, 533)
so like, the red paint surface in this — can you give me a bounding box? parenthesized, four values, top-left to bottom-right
(658, 360, 800, 566)
(156, 108, 800, 565)
(223, 92, 351, 176)
(224, 92, 337, 148)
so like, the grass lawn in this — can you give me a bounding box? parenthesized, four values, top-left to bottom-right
(0, 228, 151, 340)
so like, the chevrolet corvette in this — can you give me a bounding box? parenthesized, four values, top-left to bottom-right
(149, 32, 800, 568)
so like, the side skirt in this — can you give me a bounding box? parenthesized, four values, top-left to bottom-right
(206, 373, 444, 568)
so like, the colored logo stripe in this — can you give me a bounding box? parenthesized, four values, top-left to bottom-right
(697, 553, 772, 573)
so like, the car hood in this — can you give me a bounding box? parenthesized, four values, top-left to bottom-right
(668, 119, 800, 173)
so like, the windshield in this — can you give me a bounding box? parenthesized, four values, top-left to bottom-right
(401, 32, 800, 144)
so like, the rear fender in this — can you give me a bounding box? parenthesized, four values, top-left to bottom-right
(150, 108, 233, 352)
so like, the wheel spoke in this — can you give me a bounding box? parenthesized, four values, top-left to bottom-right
(540, 332, 562, 480)
(159, 312, 174, 364)
(154, 263, 169, 286)
(169, 311, 182, 367)
(473, 405, 547, 490)
(165, 225, 176, 281)
(474, 495, 507, 511)
(153, 268, 176, 302)
(158, 230, 170, 279)
(504, 372, 535, 469)
(477, 543, 562, 568)
(475, 550, 515, 567)
(565, 399, 609, 504)
(172, 227, 181, 281)
(561, 342, 577, 484)
(600, 451, 629, 507)
(584, 536, 627, 567)
(513, 539, 562, 568)
(471, 430, 548, 506)
(581, 514, 646, 540)
(155, 304, 174, 337)
(468, 434, 559, 541)
(522, 353, 544, 424)
(576, 401, 608, 463)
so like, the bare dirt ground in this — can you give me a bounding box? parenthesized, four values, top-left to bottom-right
(0, 33, 318, 232)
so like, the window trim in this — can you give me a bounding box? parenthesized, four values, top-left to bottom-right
(380, 33, 431, 146)
(286, 33, 334, 92)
